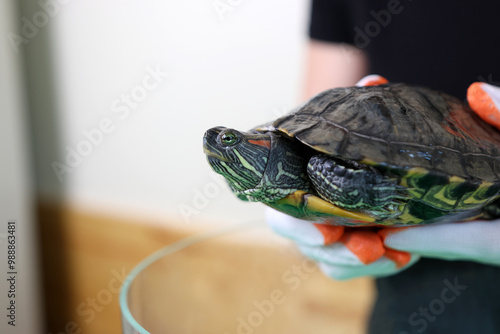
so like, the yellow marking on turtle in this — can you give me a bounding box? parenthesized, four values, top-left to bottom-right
(220, 161, 246, 180)
(233, 150, 261, 175)
(449, 175, 466, 183)
(396, 206, 424, 225)
(317, 172, 340, 190)
(406, 167, 430, 178)
(424, 176, 470, 209)
(399, 167, 431, 199)
(461, 181, 496, 206)
(275, 190, 376, 222)
(203, 147, 231, 162)
(423, 185, 457, 209)
(277, 127, 294, 137)
(360, 158, 380, 166)
(276, 162, 298, 181)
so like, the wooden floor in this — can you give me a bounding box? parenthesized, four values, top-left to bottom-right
(37, 202, 375, 333)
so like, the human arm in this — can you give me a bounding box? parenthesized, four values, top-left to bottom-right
(302, 40, 369, 100)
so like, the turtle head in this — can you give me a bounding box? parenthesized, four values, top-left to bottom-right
(203, 126, 272, 196)
(203, 126, 311, 203)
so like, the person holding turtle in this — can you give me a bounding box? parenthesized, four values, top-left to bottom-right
(204, 1, 500, 333)
(271, 1, 500, 333)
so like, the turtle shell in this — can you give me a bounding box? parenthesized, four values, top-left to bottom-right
(258, 83, 500, 224)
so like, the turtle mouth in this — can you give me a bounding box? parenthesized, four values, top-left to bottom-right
(203, 146, 232, 162)
(203, 135, 233, 162)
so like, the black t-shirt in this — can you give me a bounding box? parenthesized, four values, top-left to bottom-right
(309, 0, 500, 99)
(308, 1, 500, 333)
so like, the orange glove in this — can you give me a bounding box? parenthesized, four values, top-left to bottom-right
(266, 208, 419, 280)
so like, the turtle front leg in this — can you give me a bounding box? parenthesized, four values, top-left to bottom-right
(307, 155, 405, 219)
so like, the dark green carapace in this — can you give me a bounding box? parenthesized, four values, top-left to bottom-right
(203, 83, 500, 226)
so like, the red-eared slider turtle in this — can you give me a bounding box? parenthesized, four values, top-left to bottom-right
(203, 83, 500, 226)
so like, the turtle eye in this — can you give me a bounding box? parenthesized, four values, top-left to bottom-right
(220, 131, 239, 146)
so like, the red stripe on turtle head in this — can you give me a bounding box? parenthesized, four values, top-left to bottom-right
(248, 139, 271, 149)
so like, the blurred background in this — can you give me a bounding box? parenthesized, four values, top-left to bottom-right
(1, 1, 373, 333)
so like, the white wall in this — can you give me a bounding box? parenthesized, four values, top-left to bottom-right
(32, 0, 309, 228)
(1, 1, 43, 332)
